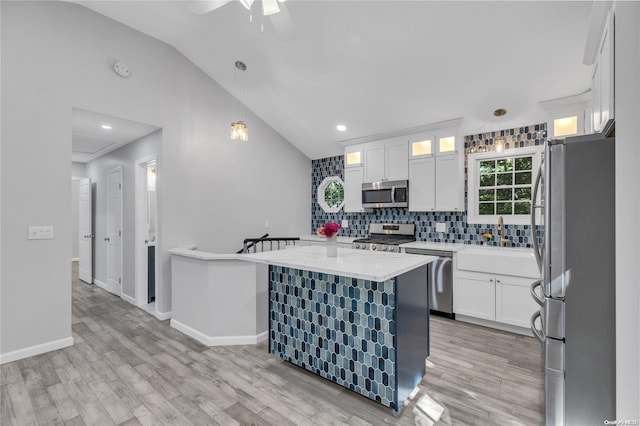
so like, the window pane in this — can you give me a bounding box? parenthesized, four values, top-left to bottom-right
(479, 189, 494, 201)
(496, 173, 513, 186)
(496, 202, 512, 214)
(514, 202, 531, 214)
(496, 188, 513, 201)
(515, 187, 531, 200)
(480, 174, 495, 187)
(480, 160, 495, 174)
(515, 156, 532, 171)
(515, 171, 532, 185)
(496, 159, 514, 172)
(479, 203, 495, 215)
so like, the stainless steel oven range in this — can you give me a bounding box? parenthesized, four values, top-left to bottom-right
(351, 223, 415, 253)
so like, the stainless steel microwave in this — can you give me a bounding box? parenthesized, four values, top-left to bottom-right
(362, 180, 408, 208)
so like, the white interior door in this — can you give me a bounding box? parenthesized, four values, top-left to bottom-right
(78, 178, 93, 283)
(107, 167, 123, 296)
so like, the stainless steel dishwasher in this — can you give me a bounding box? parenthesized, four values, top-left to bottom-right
(404, 248, 454, 319)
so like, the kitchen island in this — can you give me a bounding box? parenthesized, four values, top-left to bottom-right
(243, 246, 435, 412)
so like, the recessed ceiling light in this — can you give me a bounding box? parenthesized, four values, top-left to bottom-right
(493, 108, 507, 117)
(101, 124, 112, 130)
(336, 124, 347, 132)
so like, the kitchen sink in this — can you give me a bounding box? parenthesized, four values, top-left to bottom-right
(456, 246, 539, 278)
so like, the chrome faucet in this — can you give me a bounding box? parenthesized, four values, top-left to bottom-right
(497, 216, 510, 247)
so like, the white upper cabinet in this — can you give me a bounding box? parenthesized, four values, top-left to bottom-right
(408, 125, 464, 212)
(363, 139, 408, 183)
(408, 157, 436, 211)
(592, 9, 614, 133)
(344, 166, 364, 213)
(344, 144, 364, 168)
(385, 139, 409, 181)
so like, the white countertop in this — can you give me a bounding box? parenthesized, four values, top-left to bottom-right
(169, 248, 243, 261)
(298, 235, 356, 244)
(242, 245, 435, 281)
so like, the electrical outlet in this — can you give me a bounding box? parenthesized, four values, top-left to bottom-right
(341, 220, 349, 229)
(435, 222, 446, 233)
(28, 226, 54, 240)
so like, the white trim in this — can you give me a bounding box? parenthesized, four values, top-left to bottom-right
(154, 310, 172, 321)
(170, 319, 268, 346)
(135, 155, 158, 307)
(317, 176, 345, 213)
(455, 315, 533, 337)
(340, 117, 463, 147)
(94, 279, 107, 290)
(120, 292, 137, 305)
(0, 337, 74, 364)
(466, 146, 544, 225)
(71, 257, 79, 262)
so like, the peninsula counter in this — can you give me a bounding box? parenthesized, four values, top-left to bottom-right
(243, 246, 435, 412)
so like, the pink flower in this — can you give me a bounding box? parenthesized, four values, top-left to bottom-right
(321, 222, 341, 238)
(316, 227, 326, 237)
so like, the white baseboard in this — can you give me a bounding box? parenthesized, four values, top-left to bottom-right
(94, 279, 107, 290)
(0, 337, 74, 365)
(121, 293, 136, 305)
(154, 310, 172, 321)
(455, 314, 533, 337)
(170, 319, 267, 346)
(71, 257, 79, 262)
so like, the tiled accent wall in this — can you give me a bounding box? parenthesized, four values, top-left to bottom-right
(311, 123, 546, 248)
(269, 266, 398, 409)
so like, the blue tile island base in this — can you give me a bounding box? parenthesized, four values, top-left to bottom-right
(268, 264, 429, 412)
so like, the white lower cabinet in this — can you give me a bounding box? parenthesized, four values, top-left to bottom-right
(455, 271, 496, 321)
(455, 270, 538, 329)
(495, 275, 539, 328)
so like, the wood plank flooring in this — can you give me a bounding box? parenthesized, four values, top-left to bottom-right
(1, 263, 544, 425)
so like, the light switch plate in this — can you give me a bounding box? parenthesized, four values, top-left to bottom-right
(341, 220, 349, 228)
(28, 226, 54, 240)
(435, 222, 446, 233)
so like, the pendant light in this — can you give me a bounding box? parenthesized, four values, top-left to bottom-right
(230, 60, 249, 142)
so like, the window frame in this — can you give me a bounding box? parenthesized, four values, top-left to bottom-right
(317, 176, 345, 213)
(467, 146, 543, 225)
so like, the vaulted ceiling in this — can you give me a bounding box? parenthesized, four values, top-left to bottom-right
(74, 1, 594, 159)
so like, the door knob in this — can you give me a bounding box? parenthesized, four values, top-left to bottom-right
(104, 237, 110, 242)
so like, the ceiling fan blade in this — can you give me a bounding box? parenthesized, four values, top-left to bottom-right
(187, 0, 233, 15)
(269, 2, 295, 41)
(262, 0, 280, 16)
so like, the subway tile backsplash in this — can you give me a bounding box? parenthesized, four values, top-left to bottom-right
(311, 123, 546, 248)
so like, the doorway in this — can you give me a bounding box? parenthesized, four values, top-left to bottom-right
(135, 155, 159, 313)
(106, 166, 123, 296)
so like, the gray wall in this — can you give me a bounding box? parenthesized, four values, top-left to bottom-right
(614, 2, 640, 418)
(86, 130, 160, 299)
(1, 1, 311, 357)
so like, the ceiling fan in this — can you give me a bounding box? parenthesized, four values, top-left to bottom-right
(188, 0, 295, 41)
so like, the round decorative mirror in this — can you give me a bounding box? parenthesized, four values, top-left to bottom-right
(317, 176, 345, 213)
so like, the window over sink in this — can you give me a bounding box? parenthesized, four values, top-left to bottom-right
(467, 146, 543, 225)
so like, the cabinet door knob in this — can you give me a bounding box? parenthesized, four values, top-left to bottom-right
(496, 280, 501, 283)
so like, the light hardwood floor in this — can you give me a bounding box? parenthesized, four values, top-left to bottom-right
(0, 263, 544, 425)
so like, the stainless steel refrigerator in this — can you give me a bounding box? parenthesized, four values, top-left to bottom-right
(530, 131, 616, 425)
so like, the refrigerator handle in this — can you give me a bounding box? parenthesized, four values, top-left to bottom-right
(531, 160, 544, 271)
(530, 280, 544, 306)
(531, 310, 545, 344)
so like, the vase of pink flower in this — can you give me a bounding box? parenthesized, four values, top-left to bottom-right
(317, 222, 341, 257)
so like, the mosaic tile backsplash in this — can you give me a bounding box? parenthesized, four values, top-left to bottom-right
(269, 266, 398, 408)
(312, 123, 546, 248)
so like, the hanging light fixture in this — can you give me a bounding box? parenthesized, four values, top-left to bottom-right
(230, 60, 249, 142)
